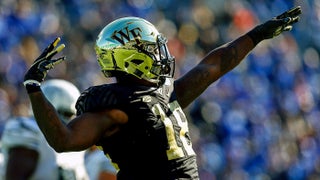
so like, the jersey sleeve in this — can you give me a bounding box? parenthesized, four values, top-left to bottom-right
(1, 117, 42, 151)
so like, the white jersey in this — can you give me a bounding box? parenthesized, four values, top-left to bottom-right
(84, 148, 117, 180)
(57, 151, 89, 180)
(1, 116, 88, 180)
(0, 145, 5, 179)
(1, 116, 59, 180)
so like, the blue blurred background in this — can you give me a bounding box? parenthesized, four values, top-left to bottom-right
(0, 0, 320, 179)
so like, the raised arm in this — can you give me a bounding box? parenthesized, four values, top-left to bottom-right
(24, 38, 127, 152)
(175, 6, 302, 108)
(28, 91, 127, 152)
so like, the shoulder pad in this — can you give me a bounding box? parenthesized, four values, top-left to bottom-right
(76, 85, 118, 115)
(1, 117, 42, 150)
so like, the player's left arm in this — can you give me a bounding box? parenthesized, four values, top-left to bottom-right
(175, 6, 301, 108)
(175, 34, 253, 108)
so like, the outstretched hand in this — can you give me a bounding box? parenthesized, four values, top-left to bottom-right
(247, 6, 302, 45)
(23, 37, 66, 87)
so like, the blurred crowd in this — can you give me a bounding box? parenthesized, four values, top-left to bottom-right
(0, 0, 320, 179)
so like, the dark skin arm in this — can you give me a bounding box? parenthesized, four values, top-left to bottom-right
(175, 34, 255, 108)
(28, 91, 128, 152)
(174, 6, 302, 108)
(6, 147, 39, 180)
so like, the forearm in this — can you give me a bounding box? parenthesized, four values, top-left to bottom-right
(176, 34, 255, 108)
(28, 91, 69, 151)
(202, 34, 255, 79)
(201, 5, 302, 77)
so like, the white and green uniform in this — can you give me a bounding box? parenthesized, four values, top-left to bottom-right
(1, 116, 88, 180)
(1, 117, 59, 180)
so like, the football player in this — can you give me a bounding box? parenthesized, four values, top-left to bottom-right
(22, 6, 301, 180)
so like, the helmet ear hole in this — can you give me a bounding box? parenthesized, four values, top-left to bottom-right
(131, 59, 143, 65)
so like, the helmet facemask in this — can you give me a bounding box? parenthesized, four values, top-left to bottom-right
(95, 17, 175, 86)
(135, 34, 175, 82)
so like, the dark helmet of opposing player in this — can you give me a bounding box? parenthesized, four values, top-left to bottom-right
(95, 16, 175, 85)
(41, 79, 80, 123)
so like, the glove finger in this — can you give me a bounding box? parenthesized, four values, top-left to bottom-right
(282, 16, 300, 28)
(285, 6, 301, 17)
(44, 57, 66, 70)
(37, 47, 51, 60)
(277, 6, 300, 19)
(31, 56, 47, 68)
(289, 16, 300, 24)
(48, 37, 61, 52)
(283, 17, 292, 24)
(288, 6, 302, 17)
(34, 42, 65, 70)
(46, 43, 66, 59)
(36, 37, 61, 60)
(45, 37, 61, 57)
(276, 6, 301, 19)
(283, 25, 292, 32)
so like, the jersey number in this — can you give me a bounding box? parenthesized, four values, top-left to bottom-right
(151, 101, 195, 160)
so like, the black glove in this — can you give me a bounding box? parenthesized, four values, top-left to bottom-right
(247, 6, 302, 46)
(23, 37, 65, 93)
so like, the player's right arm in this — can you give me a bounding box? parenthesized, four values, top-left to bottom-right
(23, 38, 128, 152)
(28, 91, 128, 152)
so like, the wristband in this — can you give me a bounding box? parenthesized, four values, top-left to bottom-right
(23, 80, 41, 93)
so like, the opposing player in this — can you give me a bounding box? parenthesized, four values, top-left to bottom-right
(1, 79, 88, 180)
(85, 145, 117, 180)
(22, 6, 301, 180)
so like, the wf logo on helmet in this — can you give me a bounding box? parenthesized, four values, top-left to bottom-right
(111, 26, 142, 46)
